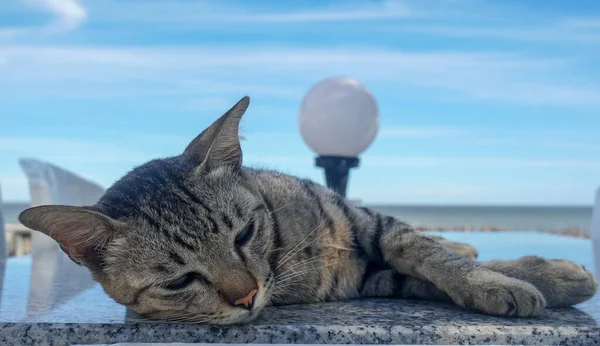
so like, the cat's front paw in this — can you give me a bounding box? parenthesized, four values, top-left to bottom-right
(518, 256, 598, 307)
(451, 271, 546, 317)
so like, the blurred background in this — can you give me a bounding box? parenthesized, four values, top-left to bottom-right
(1, 0, 600, 256)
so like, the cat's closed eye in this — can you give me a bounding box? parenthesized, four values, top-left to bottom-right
(235, 221, 255, 246)
(165, 273, 196, 290)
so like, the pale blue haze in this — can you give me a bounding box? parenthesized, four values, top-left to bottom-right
(0, 0, 599, 205)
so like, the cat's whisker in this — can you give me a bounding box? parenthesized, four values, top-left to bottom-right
(279, 256, 323, 274)
(276, 262, 342, 284)
(275, 261, 343, 286)
(129, 308, 233, 325)
(278, 253, 325, 270)
(268, 202, 293, 216)
(267, 242, 295, 254)
(275, 224, 332, 271)
(273, 277, 311, 290)
(322, 244, 353, 251)
(126, 315, 210, 325)
(271, 287, 311, 301)
(272, 283, 313, 296)
(267, 238, 323, 255)
(162, 314, 227, 324)
(276, 229, 331, 271)
(275, 219, 327, 270)
(275, 269, 305, 283)
(275, 225, 323, 269)
(275, 255, 327, 280)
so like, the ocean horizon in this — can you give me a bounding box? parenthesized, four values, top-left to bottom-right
(2, 202, 593, 234)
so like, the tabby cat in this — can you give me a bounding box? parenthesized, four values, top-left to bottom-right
(19, 96, 598, 324)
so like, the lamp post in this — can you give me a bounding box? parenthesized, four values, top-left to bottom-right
(298, 76, 379, 197)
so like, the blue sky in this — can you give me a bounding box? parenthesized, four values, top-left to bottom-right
(0, 0, 599, 205)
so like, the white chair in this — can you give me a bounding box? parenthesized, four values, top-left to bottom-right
(18, 158, 106, 314)
(19, 158, 105, 254)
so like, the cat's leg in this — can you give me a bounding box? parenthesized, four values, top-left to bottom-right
(428, 235, 478, 260)
(360, 258, 598, 309)
(425, 234, 596, 307)
(360, 269, 450, 302)
(424, 235, 596, 306)
(481, 256, 598, 308)
(376, 224, 548, 317)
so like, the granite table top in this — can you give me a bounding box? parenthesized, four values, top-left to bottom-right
(1, 234, 600, 346)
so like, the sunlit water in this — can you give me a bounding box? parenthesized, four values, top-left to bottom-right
(426, 231, 595, 270)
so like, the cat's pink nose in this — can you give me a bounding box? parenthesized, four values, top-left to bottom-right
(232, 288, 257, 310)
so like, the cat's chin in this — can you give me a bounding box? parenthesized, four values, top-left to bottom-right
(214, 307, 262, 325)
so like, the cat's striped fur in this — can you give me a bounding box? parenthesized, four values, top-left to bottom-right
(19, 96, 598, 324)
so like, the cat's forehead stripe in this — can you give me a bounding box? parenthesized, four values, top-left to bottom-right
(159, 165, 221, 235)
(152, 264, 169, 273)
(221, 214, 233, 229)
(169, 251, 186, 265)
(234, 204, 243, 218)
(260, 191, 283, 270)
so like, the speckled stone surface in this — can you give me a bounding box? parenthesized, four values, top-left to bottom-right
(1, 233, 600, 346)
(2, 297, 600, 346)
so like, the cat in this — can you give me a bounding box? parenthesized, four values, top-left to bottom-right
(19, 96, 598, 325)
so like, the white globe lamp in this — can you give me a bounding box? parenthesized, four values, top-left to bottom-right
(299, 76, 379, 196)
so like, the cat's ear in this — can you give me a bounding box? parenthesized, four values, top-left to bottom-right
(183, 96, 249, 170)
(18, 205, 119, 271)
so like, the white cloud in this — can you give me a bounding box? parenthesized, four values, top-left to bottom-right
(231, 2, 410, 23)
(244, 155, 306, 166)
(474, 137, 600, 152)
(0, 28, 21, 40)
(1, 44, 595, 107)
(384, 24, 600, 44)
(374, 1, 600, 45)
(1, 0, 86, 40)
(464, 81, 600, 107)
(79, 0, 600, 47)
(84, 0, 410, 25)
(563, 18, 600, 29)
(0, 137, 152, 164)
(363, 156, 600, 170)
(379, 126, 465, 138)
(28, 0, 87, 31)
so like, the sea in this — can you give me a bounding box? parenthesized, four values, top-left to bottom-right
(1, 202, 593, 234)
(369, 204, 593, 234)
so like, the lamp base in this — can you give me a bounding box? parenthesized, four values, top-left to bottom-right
(315, 156, 359, 197)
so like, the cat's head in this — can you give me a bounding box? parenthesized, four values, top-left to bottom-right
(19, 96, 277, 324)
